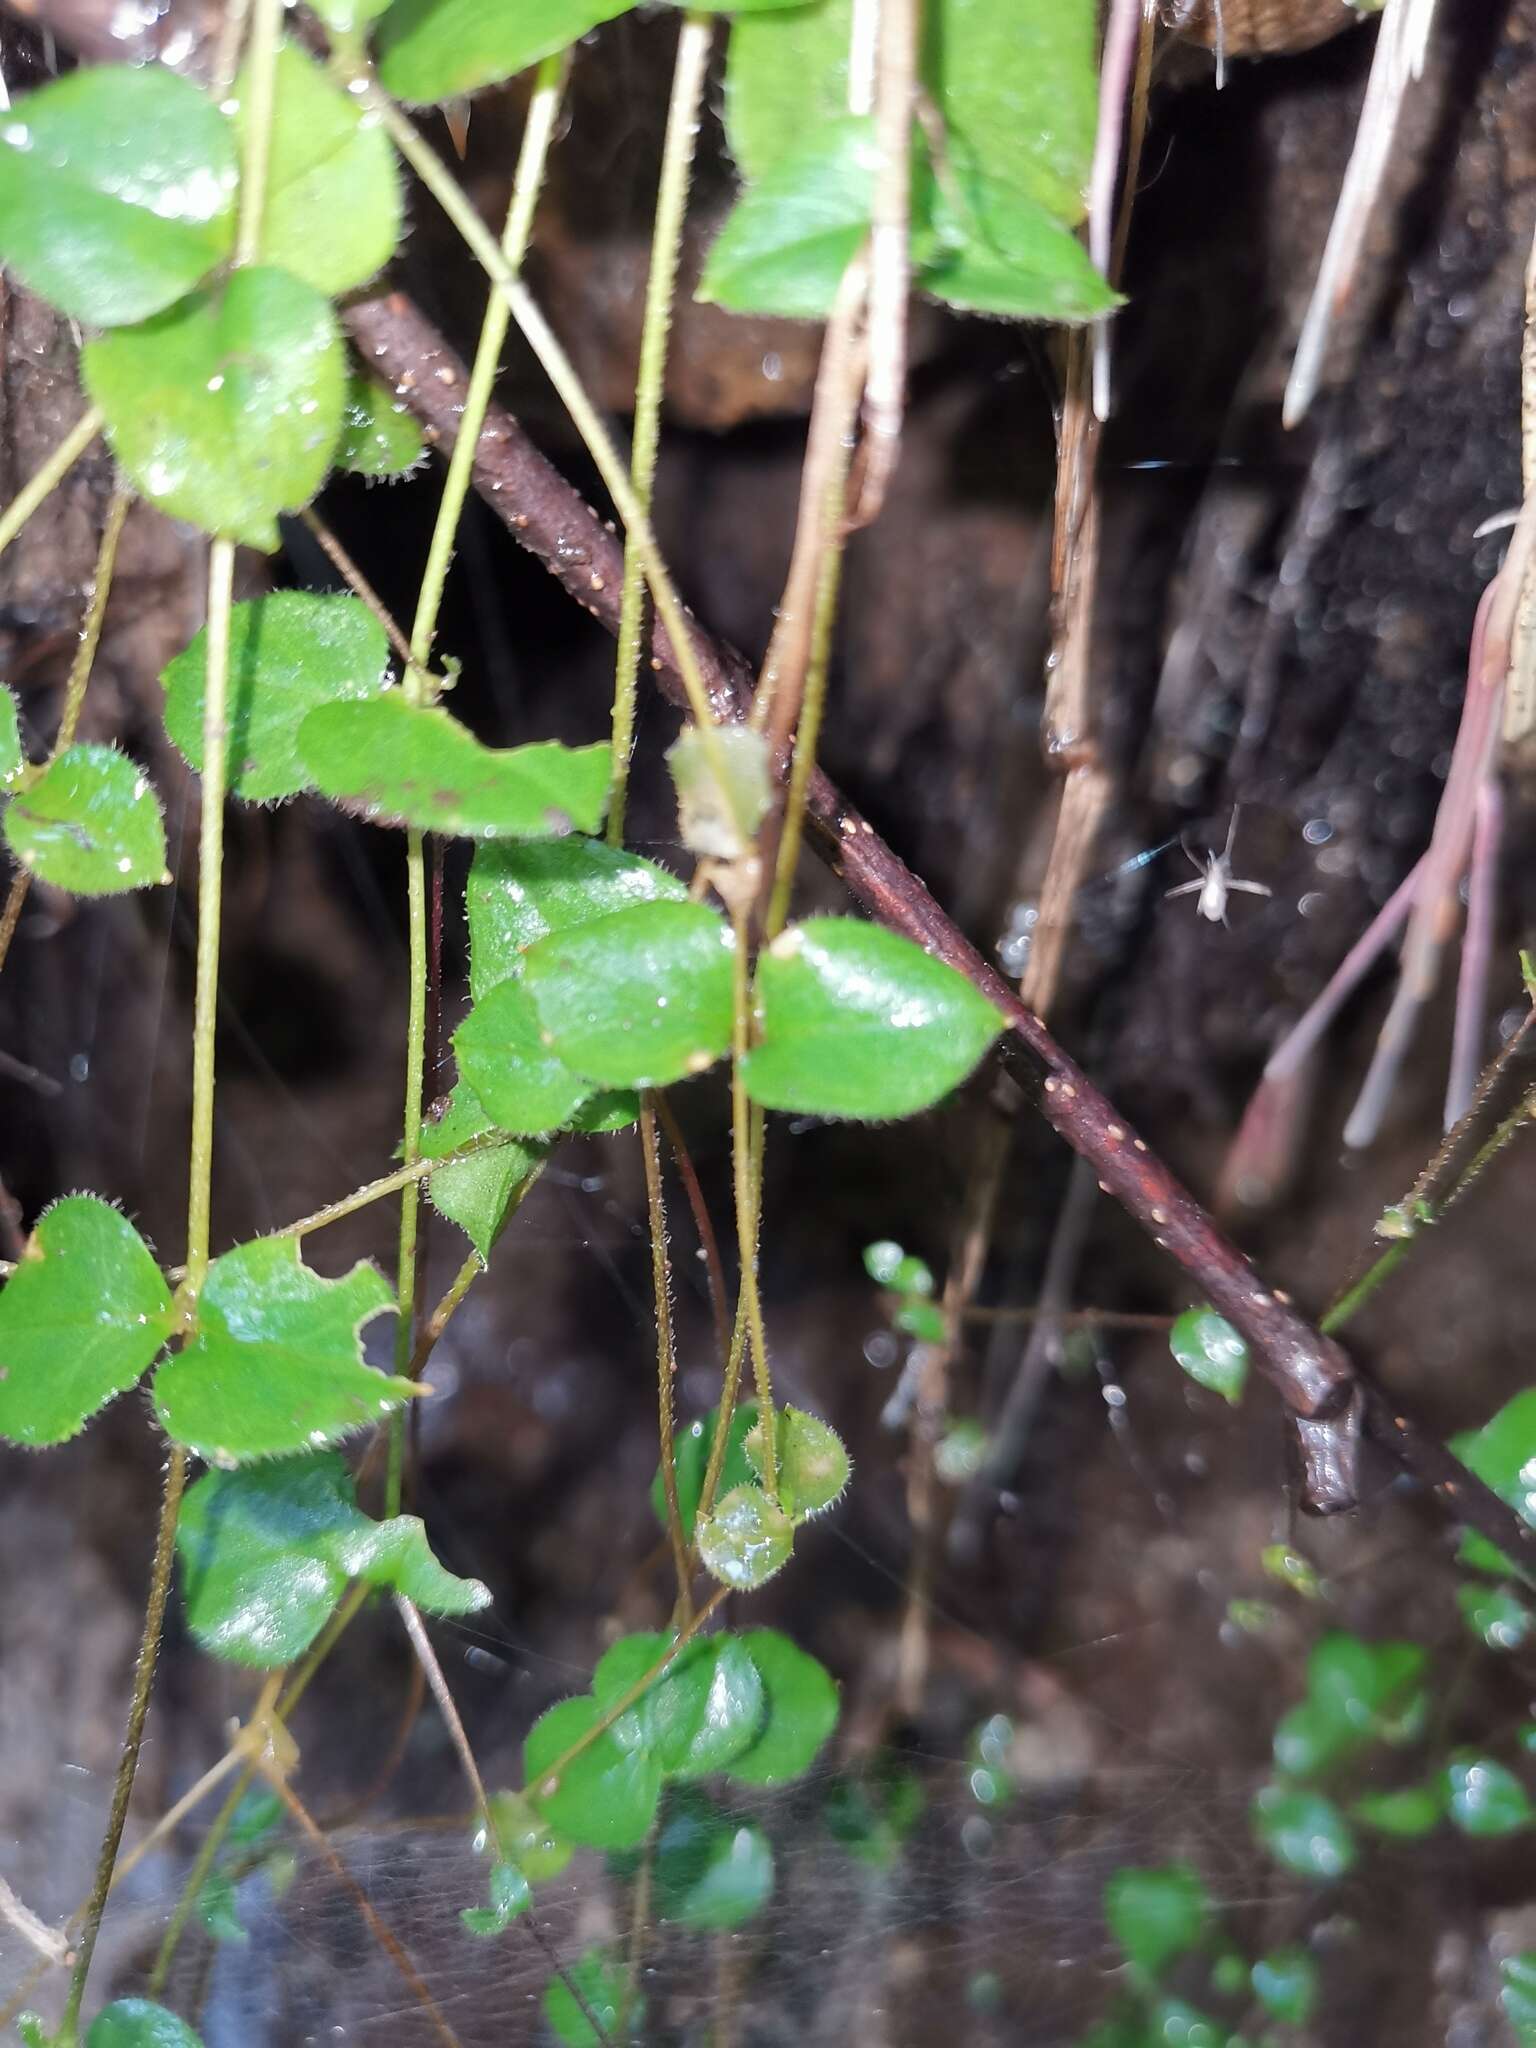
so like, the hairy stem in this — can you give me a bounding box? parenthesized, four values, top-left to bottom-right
(608, 13, 712, 846)
(641, 1098, 693, 1617)
(728, 909, 776, 1496)
(0, 406, 102, 562)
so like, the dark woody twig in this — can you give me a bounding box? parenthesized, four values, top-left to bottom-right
(343, 287, 1536, 1570)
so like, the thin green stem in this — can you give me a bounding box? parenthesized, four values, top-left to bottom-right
(729, 910, 776, 1497)
(0, 484, 133, 985)
(695, 1295, 749, 1536)
(640, 1097, 693, 1619)
(0, 406, 102, 563)
(385, 60, 565, 1518)
(377, 101, 743, 804)
(262, 1133, 528, 1246)
(233, 0, 283, 265)
(147, 1756, 256, 1996)
(62, 1449, 188, 2038)
(607, 13, 713, 847)
(185, 539, 235, 1288)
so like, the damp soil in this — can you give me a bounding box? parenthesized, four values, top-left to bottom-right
(5, 6, 1536, 2043)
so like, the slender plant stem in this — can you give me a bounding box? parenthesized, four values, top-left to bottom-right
(300, 506, 416, 666)
(0, 484, 132, 983)
(147, 1757, 257, 1996)
(0, 406, 102, 562)
(394, 1597, 494, 1830)
(728, 909, 776, 1496)
(653, 1089, 731, 1371)
(185, 539, 235, 1289)
(696, 1297, 750, 1537)
(641, 1098, 693, 1618)
(233, 0, 280, 263)
(60, 1450, 188, 2038)
(385, 61, 564, 1518)
(376, 103, 737, 784)
(607, 13, 712, 846)
(265, 1133, 527, 1245)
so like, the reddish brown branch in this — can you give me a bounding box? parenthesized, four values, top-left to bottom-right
(345, 286, 1534, 1568)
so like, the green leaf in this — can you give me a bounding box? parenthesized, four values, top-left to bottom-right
(1104, 1864, 1211, 1978)
(161, 592, 390, 803)
(1251, 1949, 1318, 2026)
(653, 1791, 774, 1930)
(483, 1790, 573, 1882)
(727, 1628, 839, 1786)
(310, 0, 394, 34)
(84, 267, 342, 551)
(667, 724, 774, 862)
(376, 0, 634, 105)
(1307, 1634, 1426, 1745)
(744, 1405, 851, 1521)
(337, 364, 425, 479)
(153, 1238, 407, 1463)
(0, 1196, 173, 1447)
(460, 1858, 531, 1936)
(1458, 1580, 1533, 1651)
(1168, 1309, 1248, 1406)
(1141, 2000, 1224, 2048)
(1351, 1782, 1443, 1837)
(86, 2003, 206, 2048)
(467, 836, 685, 1001)
(697, 1483, 794, 1591)
(1251, 1784, 1355, 1879)
(524, 1695, 662, 1849)
(863, 1240, 935, 1296)
(421, 1086, 545, 1261)
(699, 117, 874, 319)
(196, 1867, 249, 1945)
(176, 1451, 490, 1665)
(723, 0, 855, 185)
(743, 917, 1003, 1119)
(0, 685, 23, 787)
(652, 1401, 759, 1541)
(824, 1757, 924, 1868)
(1444, 1754, 1534, 1837)
(227, 1786, 285, 1848)
(569, 1089, 641, 1133)
(1454, 1389, 1536, 1551)
(915, 176, 1118, 322)
(1502, 1953, 1536, 2046)
(1260, 1544, 1324, 1599)
(593, 1631, 765, 1779)
(542, 1947, 634, 2048)
(522, 899, 735, 1089)
(454, 978, 592, 1136)
(298, 697, 611, 838)
(0, 68, 235, 327)
(237, 41, 400, 296)
(967, 1712, 1017, 1809)
(4, 744, 168, 895)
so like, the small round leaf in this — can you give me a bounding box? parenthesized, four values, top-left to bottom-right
(84, 266, 343, 551)
(1168, 1308, 1248, 1405)
(542, 1946, 633, 2048)
(745, 1405, 851, 1522)
(4, 744, 168, 895)
(421, 1086, 545, 1262)
(653, 1792, 774, 1930)
(468, 835, 685, 1001)
(727, 1628, 839, 1786)
(1104, 1863, 1211, 1978)
(652, 1401, 759, 1541)
(1445, 1754, 1534, 1837)
(454, 978, 592, 1135)
(86, 2001, 206, 2048)
(743, 916, 1003, 1120)
(524, 1696, 662, 1849)
(377, 0, 633, 105)
(1251, 1948, 1318, 2026)
(523, 899, 735, 1089)
(0, 68, 236, 326)
(337, 365, 425, 479)
(1251, 1783, 1355, 1879)
(697, 1483, 794, 1592)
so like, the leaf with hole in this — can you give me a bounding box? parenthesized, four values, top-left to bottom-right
(1169, 1309, 1248, 1406)
(299, 696, 611, 839)
(162, 593, 390, 803)
(0, 1196, 173, 1448)
(84, 267, 343, 551)
(337, 364, 425, 479)
(523, 1694, 662, 1849)
(542, 1947, 633, 2048)
(468, 835, 685, 1000)
(745, 1406, 850, 1521)
(726, 1628, 839, 1786)
(376, 0, 634, 105)
(0, 685, 23, 787)
(454, 978, 593, 1136)
(653, 1401, 759, 1541)
(1445, 1754, 1533, 1837)
(1104, 1864, 1211, 1979)
(523, 899, 735, 1089)
(236, 41, 401, 296)
(4, 744, 168, 896)
(1251, 1783, 1354, 1879)
(698, 1483, 794, 1591)
(699, 116, 875, 320)
(85, 2003, 207, 2048)
(461, 1858, 531, 1936)
(743, 917, 1003, 1119)
(153, 1237, 408, 1463)
(652, 1791, 774, 1931)
(0, 67, 236, 327)
(421, 1086, 545, 1262)
(175, 1450, 490, 1665)
(593, 1631, 765, 1779)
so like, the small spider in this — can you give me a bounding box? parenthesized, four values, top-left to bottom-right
(1166, 807, 1273, 926)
